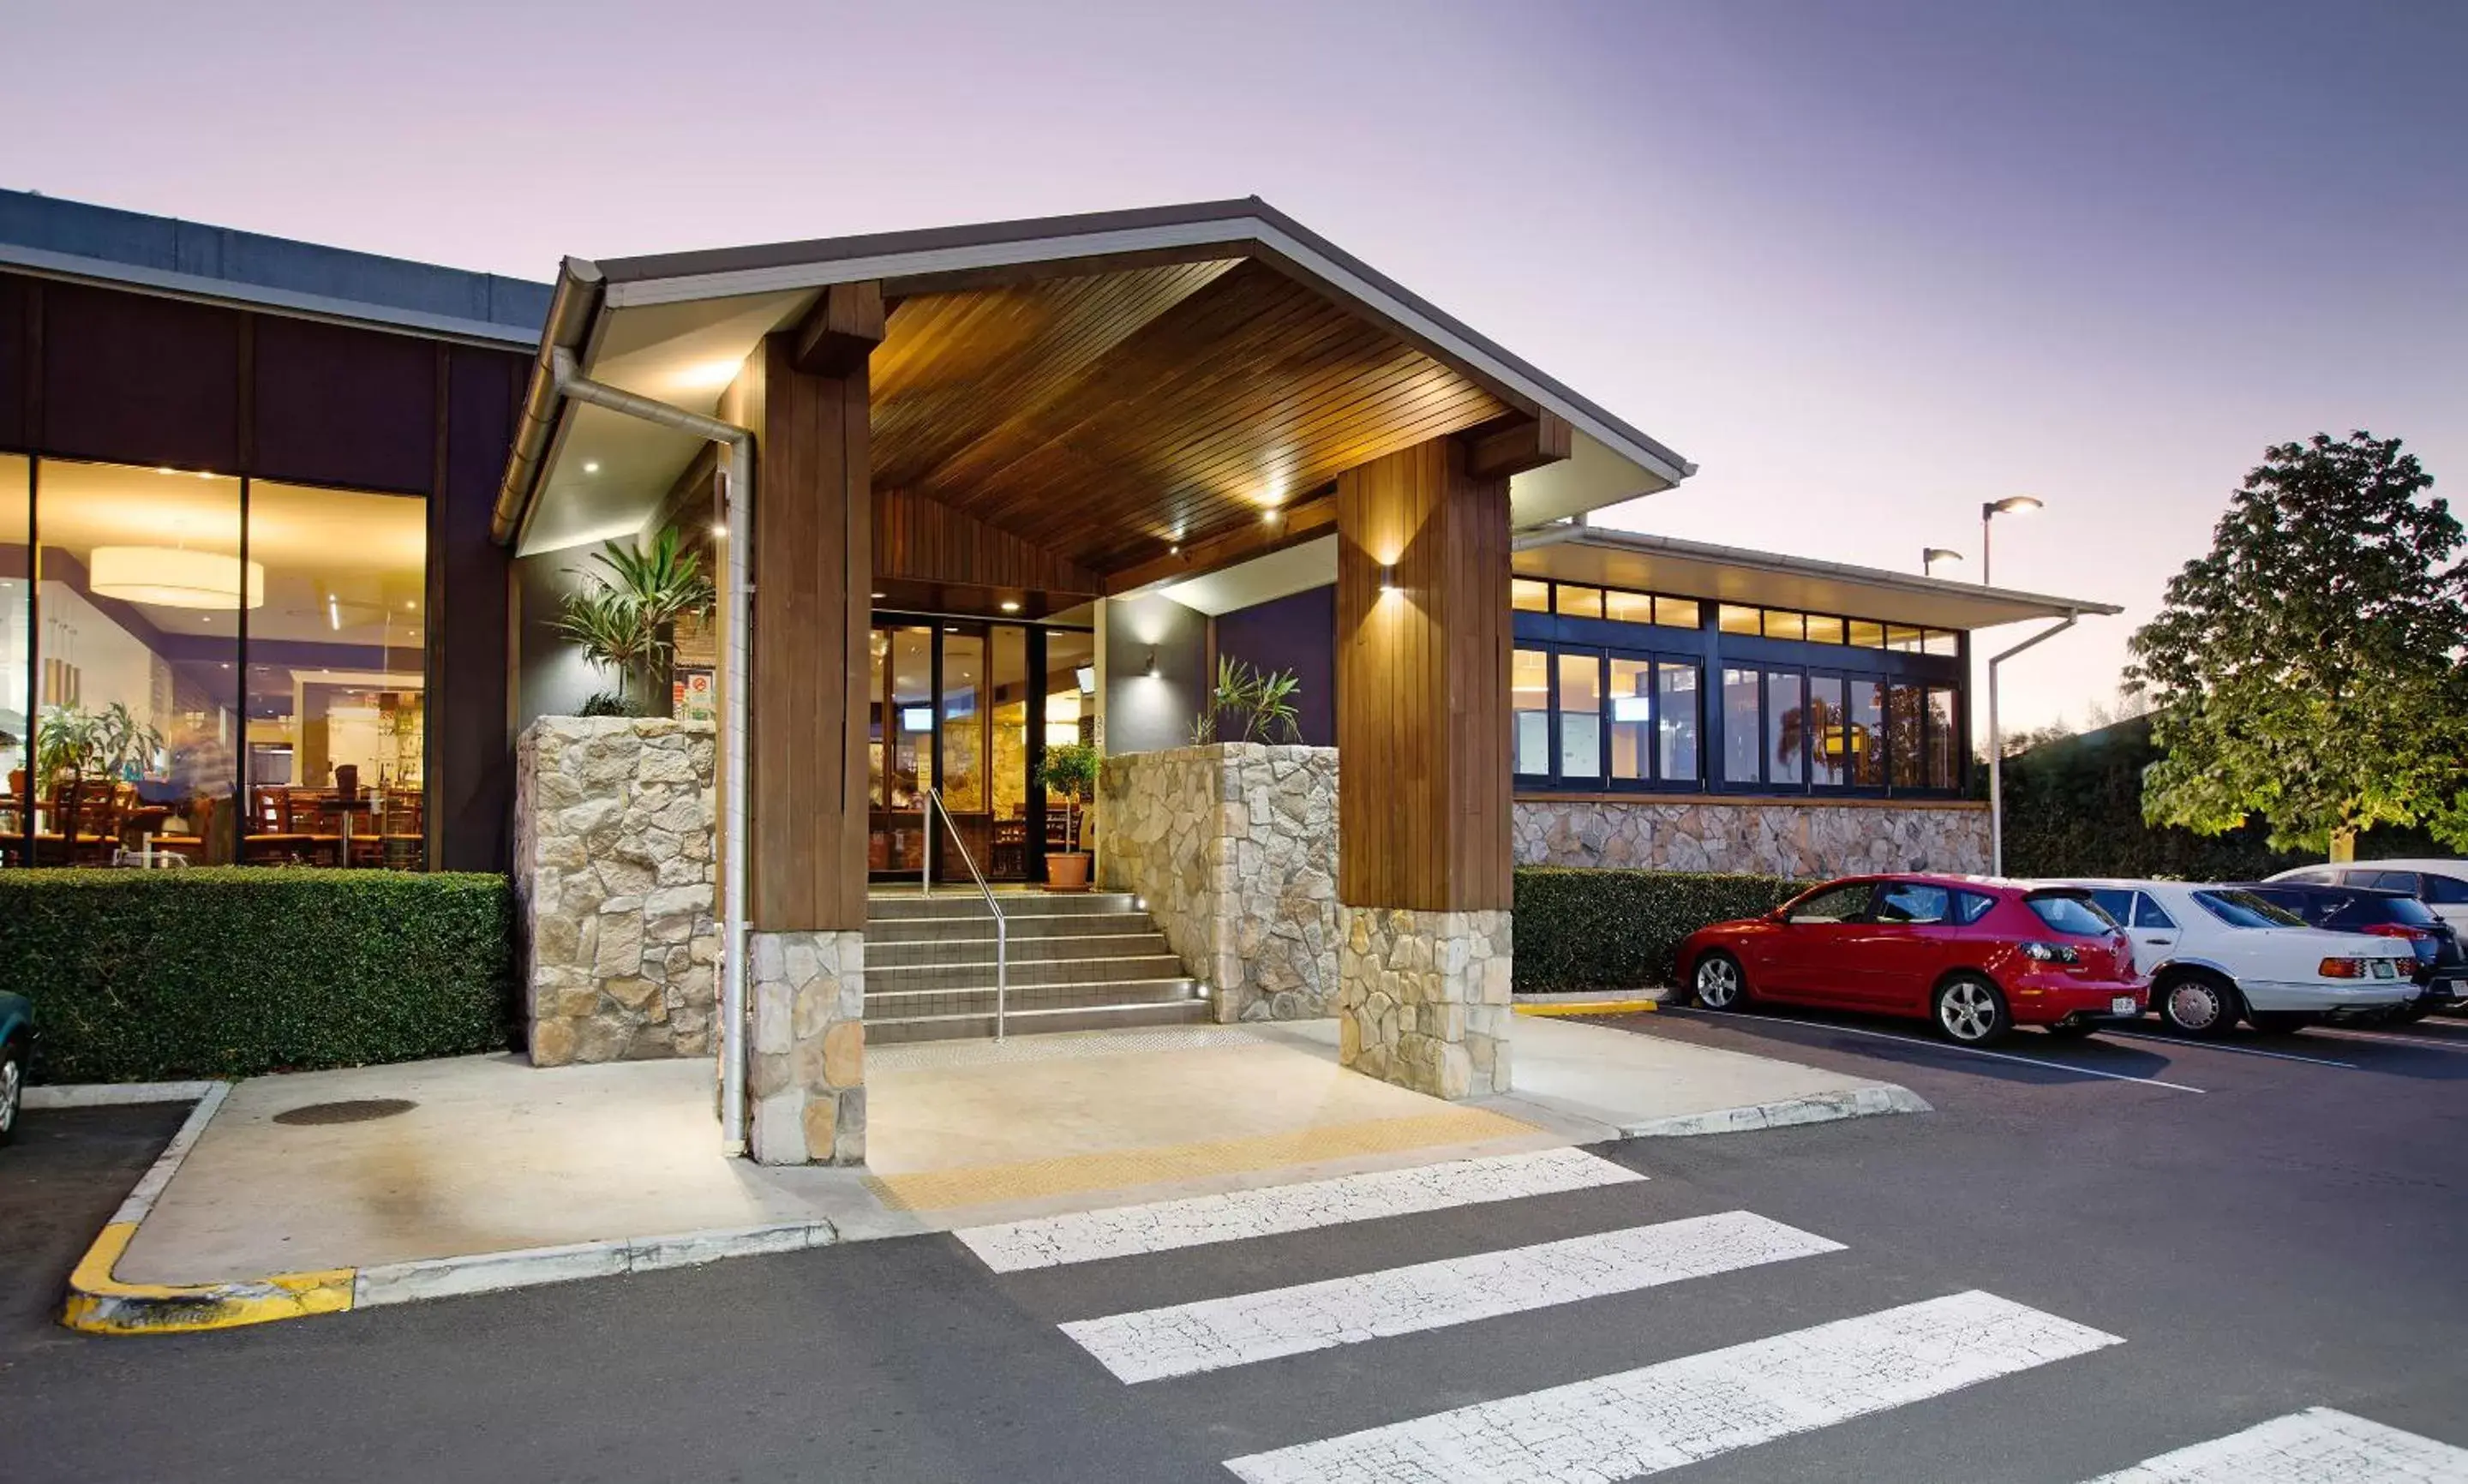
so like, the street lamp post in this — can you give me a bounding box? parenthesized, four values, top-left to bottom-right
(1979, 495, 2046, 876)
(1980, 495, 2042, 585)
(1923, 547, 1965, 576)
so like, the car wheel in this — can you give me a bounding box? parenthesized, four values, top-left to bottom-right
(1933, 973, 2011, 1045)
(1692, 951, 1750, 1011)
(0, 1039, 21, 1146)
(2156, 972, 2240, 1038)
(2249, 1011, 2317, 1034)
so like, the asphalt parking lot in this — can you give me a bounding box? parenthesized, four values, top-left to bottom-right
(0, 1102, 189, 1367)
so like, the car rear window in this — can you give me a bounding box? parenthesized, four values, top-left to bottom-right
(2331, 895, 2441, 928)
(2193, 889, 2308, 929)
(2025, 891, 2116, 936)
(2427, 873, 2468, 906)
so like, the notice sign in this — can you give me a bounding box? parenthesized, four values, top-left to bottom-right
(675, 667, 716, 724)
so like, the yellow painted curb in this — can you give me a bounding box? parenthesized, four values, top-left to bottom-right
(1514, 999, 1662, 1018)
(62, 1220, 356, 1336)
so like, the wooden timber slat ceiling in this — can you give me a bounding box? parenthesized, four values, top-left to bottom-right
(868, 257, 1515, 581)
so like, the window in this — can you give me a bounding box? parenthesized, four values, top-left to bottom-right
(0, 456, 25, 855)
(1788, 882, 1873, 923)
(1557, 652, 1601, 779)
(1511, 577, 1551, 613)
(1888, 684, 1925, 787)
(1655, 596, 1703, 629)
(1762, 609, 1805, 641)
(1718, 604, 1762, 637)
(1603, 589, 1655, 625)
(1848, 679, 1884, 787)
(1557, 584, 1604, 619)
(1876, 882, 1951, 923)
(1513, 648, 1550, 775)
(1952, 890, 1997, 925)
(2086, 889, 2135, 925)
(2425, 874, 2468, 906)
(1886, 625, 1925, 653)
(1922, 629, 1961, 656)
(2028, 891, 2120, 933)
(1722, 667, 1762, 784)
(1656, 661, 1699, 782)
(1808, 675, 1847, 787)
(2359, 870, 2420, 893)
(2192, 889, 2306, 929)
(1804, 614, 1846, 645)
(1926, 686, 1959, 789)
(1765, 669, 1804, 786)
(1848, 619, 1886, 649)
(2131, 893, 2178, 931)
(1608, 656, 1650, 781)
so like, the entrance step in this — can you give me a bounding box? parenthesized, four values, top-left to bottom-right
(861, 890, 1208, 1044)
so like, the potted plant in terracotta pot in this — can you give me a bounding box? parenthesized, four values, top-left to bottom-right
(1037, 741, 1099, 891)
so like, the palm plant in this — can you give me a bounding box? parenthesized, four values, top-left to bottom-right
(553, 526, 716, 716)
(1191, 656, 1304, 745)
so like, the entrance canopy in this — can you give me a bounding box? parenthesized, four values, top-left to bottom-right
(493, 199, 1695, 613)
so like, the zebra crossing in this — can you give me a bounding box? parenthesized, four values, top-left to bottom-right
(955, 1146, 2468, 1482)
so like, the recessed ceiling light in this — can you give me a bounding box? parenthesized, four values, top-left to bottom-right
(404, 600, 416, 610)
(999, 600, 1021, 613)
(583, 460, 601, 475)
(155, 466, 177, 476)
(872, 591, 885, 600)
(1169, 543, 1181, 554)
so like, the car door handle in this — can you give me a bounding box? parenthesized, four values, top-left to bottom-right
(2145, 938, 2173, 947)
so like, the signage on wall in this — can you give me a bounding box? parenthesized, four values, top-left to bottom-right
(674, 667, 716, 724)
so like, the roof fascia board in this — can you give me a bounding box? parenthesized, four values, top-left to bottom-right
(597, 212, 1694, 491)
(1540, 529, 2123, 618)
(0, 241, 538, 349)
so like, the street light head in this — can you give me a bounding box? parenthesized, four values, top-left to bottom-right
(1986, 496, 2044, 518)
(1923, 547, 1965, 572)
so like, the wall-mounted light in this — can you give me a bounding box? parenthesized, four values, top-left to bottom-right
(1145, 649, 1159, 677)
(1195, 983, 1212, 1000)
(999, 600, 1021, 613)
(582, 460, 601, 475)
(1379, 564, 1399, 594)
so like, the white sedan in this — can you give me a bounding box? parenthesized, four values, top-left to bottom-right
(2064, 878, 2420, 1036)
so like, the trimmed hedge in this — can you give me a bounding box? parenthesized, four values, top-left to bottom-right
(0, 868, 516, 1083)
(1515, 868, 1813, 993)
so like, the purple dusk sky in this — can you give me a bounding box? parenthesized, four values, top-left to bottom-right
(9, 1, 2460, 738)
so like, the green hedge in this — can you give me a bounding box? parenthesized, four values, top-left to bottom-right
(1514, 868, 1813, 993)
(0, 869, 516, 1083)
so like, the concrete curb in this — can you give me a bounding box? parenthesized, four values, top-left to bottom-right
(1515, 999, 1661, 1019)
(1619, 1083, 1933, 1138)
(61, 1081, 840, 1336)
(27, 1080, 220, 1110)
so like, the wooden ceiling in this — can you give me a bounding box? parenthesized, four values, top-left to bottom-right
(867, 257, 1516, 585)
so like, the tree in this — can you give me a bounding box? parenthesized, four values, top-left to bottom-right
(2125, 432, 2468, 860)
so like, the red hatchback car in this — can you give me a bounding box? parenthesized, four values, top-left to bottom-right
(1679, 875, 2148, 1045)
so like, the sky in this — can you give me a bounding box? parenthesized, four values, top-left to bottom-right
(6, 0, 2461, 739)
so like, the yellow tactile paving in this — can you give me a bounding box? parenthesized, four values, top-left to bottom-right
(863, 1106, 1542, 1212)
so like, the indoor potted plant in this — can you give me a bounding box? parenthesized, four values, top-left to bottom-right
(1037, 741, 1099, 891)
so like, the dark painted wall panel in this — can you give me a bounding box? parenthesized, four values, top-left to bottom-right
(254, 316, 437, 493)
(433, 347, 521, 871)
(0, 276, 25, 448)
(39, 282, 240, 471)
(1102, 594, 1207, 755)
(1214, 583, 1337, 746)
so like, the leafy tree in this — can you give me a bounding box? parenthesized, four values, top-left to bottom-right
(2126, 432, 2468, 860)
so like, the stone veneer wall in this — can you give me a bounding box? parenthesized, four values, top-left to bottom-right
(748, 929, 866, 1165)
(1096, 743, 1339, 1023)
(1513, 797, 1990, 877)
(1339, 907, 1513, 1098)
(513, 717, 718, 1065)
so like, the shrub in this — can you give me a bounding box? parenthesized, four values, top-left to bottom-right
(0, 868, 516, 1083)
(1514, 868, 1813, 992)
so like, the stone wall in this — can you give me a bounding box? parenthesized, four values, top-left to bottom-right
(1339, 907, 1513, 1099)
(748, 929, 866, 1166)
(513, 717, 718, 1065)
(1513, 797, 1990, 877)
(1097, 743, 1339, 1023)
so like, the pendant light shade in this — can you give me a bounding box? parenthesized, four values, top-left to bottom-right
(89, 546, 267, 610)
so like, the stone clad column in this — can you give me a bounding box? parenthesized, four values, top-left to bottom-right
(1333, 435, 1517, 1098)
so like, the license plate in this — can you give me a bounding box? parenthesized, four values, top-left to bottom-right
(2111, 995, 2138, 1015)
(2371, 960, 2398, 979)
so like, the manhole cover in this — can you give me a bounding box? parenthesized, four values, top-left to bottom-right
(272, 1098, 416, 1126)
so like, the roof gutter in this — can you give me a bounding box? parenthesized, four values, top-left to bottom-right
(489, 257, 605, 547)
(1511, 514, 1589, 553)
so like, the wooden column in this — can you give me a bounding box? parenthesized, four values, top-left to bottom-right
(723, 330, 872, 931)
(1334, 435, 1513, 913)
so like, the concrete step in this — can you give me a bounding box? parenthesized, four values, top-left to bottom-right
(865, 977, 1201, 1012)
(865, 910, 1157, 944)
(866, 891, 1135, 922)
(866, 954, 1189, 991)
(865, 931, 1174, 970)
(866, 997, 1213, 1045)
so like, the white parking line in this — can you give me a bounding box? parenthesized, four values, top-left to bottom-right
(2309, 1026, 2468, 1054)
(2099, 1030, 2358, 1069)
(1063, 1211, 1843, 1383)
(1222, 1290, 2124, 1483)
(2078, 1406, 2468, 1481)
(1676, 1008, 2207, 1092)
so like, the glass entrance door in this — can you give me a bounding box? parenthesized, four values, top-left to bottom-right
(867, 619, 1045, 883)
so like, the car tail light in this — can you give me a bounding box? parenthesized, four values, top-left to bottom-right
(2020, 941, 2080, 964)
(2319, 958, 2365, 978)
(2355, 923, 2441, 961)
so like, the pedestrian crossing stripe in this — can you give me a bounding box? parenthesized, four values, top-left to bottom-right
(2080, 1407, 2468, 1482)
(1063, 1210, 1843, 1383)
(1222, 1289, 2123, 1483)
(955, 1146, 1642, 1272)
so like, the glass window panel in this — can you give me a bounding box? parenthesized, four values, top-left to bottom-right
(1848, 619, 1886, 649)
(1766, 669, 1805, 785)
(1888, 683, 1926, 787)
(1926, 686, 1959, 789)
(1513, 648, 1550, 775)
(1557, 584, 1603, 619)
(1608, 656, 1650, 780)
(35, 460, 243, 866)
(1804, 614, 1846, 645)
(1763, 609, 1806, 641)
(1848, 678, 1884, 786)
(939, 630, 986, 812)
(888, 626, 931, 808)
(1922, 628, 1961, 656)
(1557, 651, 1602, 780)
(1602, 588, 1655, 625)
(1656, 661, 1699, 782)
(988, 626, 1029, 877)
(1654, 595, 1703, 630)
(1886, 624, 1926, 653)
(1511, 577, 1551, 613)
(243, 482, 427, 868)
(1717, 604, 1762, 637)
(1808, 674, 1848, 787)
(0, 455, 26, 858)
(1039, 627, 1095, 859)
(1722, 667, 1763, 784)
(868, 629, 889, 807)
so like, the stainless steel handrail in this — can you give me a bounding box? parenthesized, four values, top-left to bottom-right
(920, 786, 1007, 1040)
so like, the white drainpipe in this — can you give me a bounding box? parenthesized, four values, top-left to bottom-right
(1986, 610, 2079, 877)
(550, 349, 755, 1156)
(1509, 512, 1590, 554)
